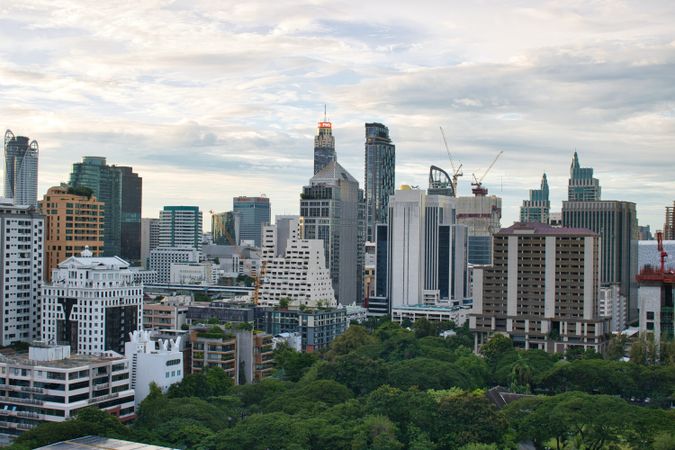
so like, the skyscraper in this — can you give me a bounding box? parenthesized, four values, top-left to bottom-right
(3, 129, 39, 207)
(364, 123, 395, 242)
(0, 201, 43, 346)
(141, 217, 160, 267)
(69, 157, 142, 262)
(562, 153, 638, 321)
(313, 117, 335, 175)
(40, 185, 105, 281)
(233, 196, 270, 246)
(470, 222, 610, 353)
(159, 206, 203, 250)
(520, 173, 550, 223)
(568, 151, 601, 201)
(300, 161, 364, 304)
(385, 188, 469, 310)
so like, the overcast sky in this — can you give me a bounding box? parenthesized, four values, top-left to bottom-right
(1, 0, 674, 232)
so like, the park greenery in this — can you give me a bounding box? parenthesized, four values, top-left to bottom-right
(10, 319, 675, 450)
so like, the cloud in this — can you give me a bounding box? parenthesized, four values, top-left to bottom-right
(0, 0, 674, 231)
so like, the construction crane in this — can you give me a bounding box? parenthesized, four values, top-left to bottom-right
(252, 260, 267, 305)
(471, 151, 503, 196)
(657, 231, 668, 273)
(439, 126, 463, 196)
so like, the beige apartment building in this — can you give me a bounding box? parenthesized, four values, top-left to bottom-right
(470, 222, 610, 354)
(39, 185, 104, 280)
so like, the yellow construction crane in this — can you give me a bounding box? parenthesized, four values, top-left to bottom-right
(471, 151, 504, 196)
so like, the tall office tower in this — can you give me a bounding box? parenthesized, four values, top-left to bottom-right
(259, 223, 336, 307)
(0, 201, 43, 346)
(520, 173, 550, 223)
(140, 217, 160, 267)
(470, 222, 610, 354)
(367, 223, 391, 316)
(562, 153, 638, 321)
(69, 157, 142, 261)
(385, 188, 469, 309)
(159, 206, 203, 250)
(364, 123, 395, 242)
(233, 196, 270, 247)
(42, 248, 143, 354)
(3, 129, 39, 207)
(665, 201, 675, 240)
(300, 161, 364, 304)
(40, 185, 105, 281)
(313, 118, 336, 175)
(274, 215, 300, 257)
(568, 151, 601, 201)
(212, 211, 240, 245)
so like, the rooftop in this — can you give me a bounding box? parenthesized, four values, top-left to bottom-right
(36, 435, 176, 450)
(0, 348, 126, 369)
(498, 222, 597, 237)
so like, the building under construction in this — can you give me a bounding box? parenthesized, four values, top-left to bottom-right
(637, 232, 674, 349)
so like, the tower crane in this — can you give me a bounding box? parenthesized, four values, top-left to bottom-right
(471, 151, 503, 196)
(439, 126, 463, 196)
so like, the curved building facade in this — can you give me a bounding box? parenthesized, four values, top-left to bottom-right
(3, 129, 39, 207)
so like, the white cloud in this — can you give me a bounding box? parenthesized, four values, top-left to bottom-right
(0, 0, 674, 230)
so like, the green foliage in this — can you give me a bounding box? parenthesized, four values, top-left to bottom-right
(193, 291, 212, 302)
(279, 297, 290, 309)
(16, 320, 675, 450)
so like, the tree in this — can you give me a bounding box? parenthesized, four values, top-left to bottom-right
(606, 334, 627, 360)
(412, 318, 436, 338)
(279, 297, 290, 309)
(351, 415, 404, 450)
(479, 334, 514, 368)
(274, 343, 318, 382)
(317, 354, 388, 395)
(327, 325, 378, 358)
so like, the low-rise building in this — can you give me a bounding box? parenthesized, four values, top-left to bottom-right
(392, 304, 471, 326)
(260, 308, 347, 353)
(170, 262, 216, 285)
(124, 331, 183, 405)
(637, 267, 674, 350)
(143, 301, 188, 331)
(0, 344, 135, 441)
(148, 247, 201, 284)
(130, 267, 158, 285)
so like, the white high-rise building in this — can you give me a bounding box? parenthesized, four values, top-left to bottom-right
(41, 249, 143, 355)
(148, 246, 201, 284)
(259, 223, 336, 307)
(125, 330, 183, 405)
(599, 284, 627, 333)
(3, 130, 39, 208)
(0, 201, 43, 346)
(388, 188, 469, 309)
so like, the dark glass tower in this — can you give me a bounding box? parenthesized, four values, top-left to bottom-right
(364, 123, 395, 242)
(313, 120, 335, 175)
(233, 196, 270, 246)
(3, 130, 39, 207)
(69, 157, 142, 262)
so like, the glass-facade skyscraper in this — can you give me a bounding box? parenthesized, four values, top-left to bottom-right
(233, 196, 270, 246)
(568, 152, 601, 201)
(159, 206, 203, 250)
(69, 157, 142, 262)
(3, 130, 39, 207)
(313, 121, 335, 175)
(300, 161, 364, 305)
(520, 173, 550, 223)
(364, 122, 395, 242)
(562, 153, 638, 322)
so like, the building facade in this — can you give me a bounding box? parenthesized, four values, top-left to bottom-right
(143, 302, 188, 331)
(159, 206, 202, 250)
(470, 222, 611, 354)
(40, 185, 104, 281)
(520, 173, 550, 224)
(385, 188, 470, 311)
(455, 196, 502, 265)
(212, 211, 239, 246)
(300, 161, 364, 305)
(259, 223, 336, 308)
(637, 268, 674, 350)
(599, 284, 627, 333)
(140, 218, 160, 268)
(665, 201, 675, 240)
(69, 157, 142, 262)
(233, 196, 270, 247)
(364, 122, 395, 243)
(41, 250, 143, 355)
(169, 262, 216, 285)
(260, 307, 347, 353)
(0, 344, 135, 439)
(3, 130, 38, 208)
(313, 120, 336, 175)
(148, 247, 201, 284)
(124, 330, 183, 405)
(0, 202, 44, 346)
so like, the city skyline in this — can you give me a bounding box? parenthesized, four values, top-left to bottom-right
(1, 1, 674, 230)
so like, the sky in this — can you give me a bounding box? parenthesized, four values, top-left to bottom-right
(1, 0, 674, 232)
